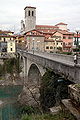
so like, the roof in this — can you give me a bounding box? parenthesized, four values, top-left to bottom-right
(36, 25, 58, 29)
(24, 6, 36, 10)
(24, 29, 43, 35)
(26, 34, 44, 37)
(74, 33, 80, 38)
(0, 35, 16, 37)
(44, 39, 63, 42)
(0, 30, 14, 34)
(37, 29, 56, 34)
(55, 22, 67, 26)
(0, 30, 14, 33)
(53, 30, 74, 35)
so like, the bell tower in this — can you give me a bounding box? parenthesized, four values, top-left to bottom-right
(24, 6, 36, 33)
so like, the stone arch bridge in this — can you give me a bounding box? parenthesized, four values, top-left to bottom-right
(17, 49, 80, 84)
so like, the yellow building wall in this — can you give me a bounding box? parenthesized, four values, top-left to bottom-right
(45, 41, 63, 52)
(7, 41, 16, 53)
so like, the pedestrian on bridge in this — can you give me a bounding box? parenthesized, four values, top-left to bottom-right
(74, 54, 77, 64)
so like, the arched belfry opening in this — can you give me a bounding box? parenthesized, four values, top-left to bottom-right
(28, 10, 30, 16)
(28, 64, 41, 86)
(32, 11, 34, 16)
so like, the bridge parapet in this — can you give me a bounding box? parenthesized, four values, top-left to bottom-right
(17, 49, 75, 65)
(17, 49, 80, 84)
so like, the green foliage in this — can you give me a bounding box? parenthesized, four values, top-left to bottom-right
(40, 69, 60, 110)
(21, 114, 32, 120)
(3, 57, 22, 75)
(21, 111, 75, 120)
(60, 52, 72, 55)
(0, 64, 4, 76)
(40, 69, 70, 111)
(20, 105, 41, 115)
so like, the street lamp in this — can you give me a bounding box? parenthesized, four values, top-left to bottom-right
(76, 30, 79, 50)
(27, 42, 30, 51)
(74, 30, 80, 64)
(32, 38, 35, 54)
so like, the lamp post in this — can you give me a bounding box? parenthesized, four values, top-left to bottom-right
(32, 38, 35, 54)
(74, 30, 80, 64)
(22, 40, 24, 50)
(76, 30, 79, 50)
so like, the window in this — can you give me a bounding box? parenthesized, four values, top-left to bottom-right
(11, 48, 12, 51)
(4, 38, 5, 42)
(68, 37, 73, 39)
(28, 11, 30, 16)
(32, 11, 34, 16)
(68, 42, 72, 45)
(10, 38, 11, 40)
(57, 43, 58, 45)
(61, 43, 62, 45)
(10, 43, 12, 46)
(50, 46, 53, 49)
(19, 40, 21, 43)
(0, 37, 1, 40)
(63, 36, 66, 39)
(46, 46, 49, 49)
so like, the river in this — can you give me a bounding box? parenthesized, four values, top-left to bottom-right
(0, 85, 23, 120)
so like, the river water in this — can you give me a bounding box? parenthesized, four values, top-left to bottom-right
(0, 85, 23, 120)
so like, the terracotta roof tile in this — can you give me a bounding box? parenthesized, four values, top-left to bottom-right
(44, 39, 63, 42)
(36, 25, 58, 28)
(55, 22, 67, 26)
(24, 6, 36, 10)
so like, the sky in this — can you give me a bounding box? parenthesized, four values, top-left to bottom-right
(0, 0, 80, 33)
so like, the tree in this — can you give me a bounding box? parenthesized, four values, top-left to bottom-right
(3, 57, 22, 83)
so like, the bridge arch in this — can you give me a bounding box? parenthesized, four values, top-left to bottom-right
(27, 63, 46, 86)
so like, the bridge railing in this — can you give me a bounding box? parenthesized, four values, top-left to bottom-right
(17, 49, 75, 64)
(37, 51, 74, 63)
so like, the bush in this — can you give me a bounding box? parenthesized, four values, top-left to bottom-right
(20, 105, 41, 115)
(21, 111, 75, 120)
(60, 52, 72, 55)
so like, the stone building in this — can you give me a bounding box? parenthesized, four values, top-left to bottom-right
(21, 6, 36, 34)
(20, 6, 74, 52)
(24, 29, 45, 52)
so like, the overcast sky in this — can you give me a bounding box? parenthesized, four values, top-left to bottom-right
(0, 0, 80, 33)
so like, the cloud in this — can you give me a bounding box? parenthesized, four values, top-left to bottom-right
(0, 0, 80, 32)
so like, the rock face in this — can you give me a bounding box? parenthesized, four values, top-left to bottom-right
(61, 84, 80, 120)
(19, 64, 41, 106)
(68, 84, 80, 107)
(18, 85, 40, 106)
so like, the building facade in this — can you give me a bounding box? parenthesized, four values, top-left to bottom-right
(7, 40, 16, 53)
(20, 6, 75, 53)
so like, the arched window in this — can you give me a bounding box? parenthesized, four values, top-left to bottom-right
(25, 11, 26, 18)
(28, 11, 30, 16)
(32, 11, 34, 16)
(50, 46, 53, 49)
(4, 38, 5, 42)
